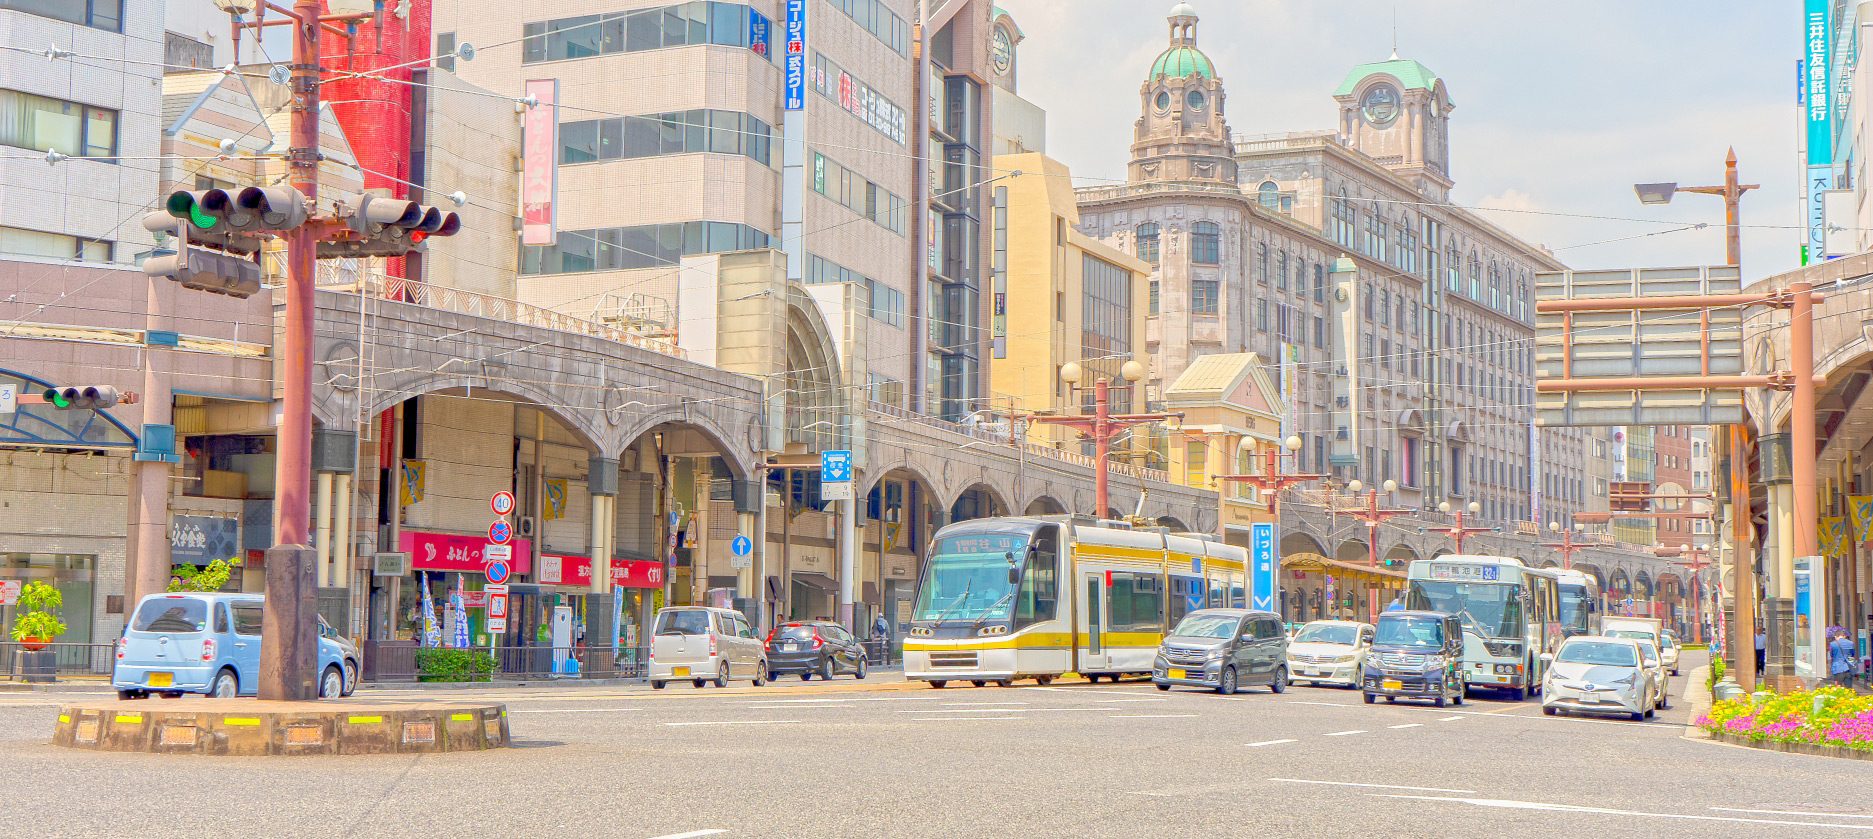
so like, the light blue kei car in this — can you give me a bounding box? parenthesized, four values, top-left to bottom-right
(113, 593, 358, 699)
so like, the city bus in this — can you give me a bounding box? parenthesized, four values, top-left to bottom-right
(1405, 555, 1562, 699)
(902, 516, 1249, 687)
(1553, 569, 1601, 638)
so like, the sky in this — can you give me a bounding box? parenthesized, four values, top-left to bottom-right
(993, 0, 1806, 282)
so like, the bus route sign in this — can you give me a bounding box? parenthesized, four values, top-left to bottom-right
(1429, 562, 1499, 582)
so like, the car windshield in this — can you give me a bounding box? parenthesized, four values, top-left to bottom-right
(1604, 629, 1655, 642)
(1169, 614, 1240, 639)
(1406, 580, 1523, 639)
(912, 532, 1029, 623)
(655, 610, 712, 636)
(1556, 641, 1638, 667)
(1294, 624, 1359, 645)
(130, 597, 208, 633)
(1374, 617, 1444, 648)
(1635, 643, 1660, 666)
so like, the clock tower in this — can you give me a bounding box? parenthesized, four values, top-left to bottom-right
(1129, 3, 1235, 186)
(1334, 55, 1455, 199)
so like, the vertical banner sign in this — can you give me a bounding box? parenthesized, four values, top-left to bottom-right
(522, 78, 559, 246)
(400, 460, 426, 505)
(1849, 495, 1873, 544)
(748, 10, 770, 57)
(544, 478, 567, 521)
(783, 0, 806, 110)
(1794, 555, 1819, 680)
(1528, 419, 1541, 530)
(1806, 0, 1832, 260)
(1250, 522, 1276, 612)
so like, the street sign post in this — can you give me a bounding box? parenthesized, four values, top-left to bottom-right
(730, 534, 753, 570)
(489, 520, 513, 545)
(487, 583, 509, 633)
(821, 450, 853, 501)
(1250, 522, 1276, 612)
(485, 555, 512, 585)
(491, 491, 515, 516)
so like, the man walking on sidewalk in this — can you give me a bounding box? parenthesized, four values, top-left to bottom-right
(873, 611, 892, 665)
(1755, 626, 1767, 674)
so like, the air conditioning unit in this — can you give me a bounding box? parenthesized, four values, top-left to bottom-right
(518, 515, 538, 539)
(372, 552, 409, 577)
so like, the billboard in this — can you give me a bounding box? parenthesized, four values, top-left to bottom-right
(521, 78, 558, 246)
(784, 0, 806, 110)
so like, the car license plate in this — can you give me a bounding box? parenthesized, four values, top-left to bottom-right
(783, 642, 797, 652)
(673, 666, 690, 678)
(1305, 669, 1323, 677)
(147, 672, 173, 687)
(1381, 679, 1403, 691)
(1167, 668, 1186, 680)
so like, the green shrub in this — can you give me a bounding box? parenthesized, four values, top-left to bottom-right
(9, 582, 65, 641)
(1707, 655, 1724, 692)
(414, 648, 496, 682)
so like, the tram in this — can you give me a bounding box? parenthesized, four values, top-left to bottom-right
(901, 515, 1249, 687)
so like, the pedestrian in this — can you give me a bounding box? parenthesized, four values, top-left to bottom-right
(1755, 625, 1767, 672)
(872, 611, 891, 664)
(1830, 629, 1856, 687)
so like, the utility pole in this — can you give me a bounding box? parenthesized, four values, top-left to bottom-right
(1332, 481, 1412, 624)
(1024, 361, 1179, 519)
(1540, 521, 1588, 570)
(1437, 502, 1493, 554)
(1216, 436, 1324, 539)
(1666, 546, 1715, 645)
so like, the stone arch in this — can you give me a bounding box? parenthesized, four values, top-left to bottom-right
(1384, 543, 1420, 564)
(1156, 516, 1191, 531)
(1024, 495, 1067, 516)
(364, 376, 607, 455)
(616, 411, 754, 481)
(1608, 568, 1632, 598)
(785, 292, 843, 448)
(950, 482, 1010, 523)
(1335, 539, 1369, 566)
(1633, 571, 1653, 599)
(1281, 532, 1326, 557)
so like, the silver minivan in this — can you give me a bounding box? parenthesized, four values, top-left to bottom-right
(648, 606, 767, 689)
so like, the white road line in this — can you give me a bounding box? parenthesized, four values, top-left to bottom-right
(1025, 687, 1155, 696)
(942, 702, 1029, 706)
(909, 716, 1023, 721)
(1247, 739, 1298, 747)
(1289, 700, 1360, 707)
(1097, 698, 1169, 703)
(509, 708, 643, 714)
(1323, 730, 1368, 736)
(1373, 794, 1873, 831)
(1388, 723, 1422, 729)
(1437, 716, 1463, 721)
(663, 720, 800, 727)
(897, 709, 1030, 714)
(740, 704, 846, 709)
(1109, 714, 1199, 718)
(1270, 778, 1477, 794)
(1713, 808, 1873, 820)
(645, 831, 728, 839)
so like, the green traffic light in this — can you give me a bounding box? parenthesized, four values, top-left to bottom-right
(43, 387, 68, 408)
(165, 192, 218, 230)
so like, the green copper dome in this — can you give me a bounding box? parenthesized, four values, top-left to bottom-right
(1149, 45, 1213, 80)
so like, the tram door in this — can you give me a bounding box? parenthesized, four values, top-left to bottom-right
(1079, 572, 1107, 673)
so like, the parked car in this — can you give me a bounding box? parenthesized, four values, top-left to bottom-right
(764, 621, 868, 681)
(1541, 636, 1656, 720)
(648, 606, 767, 689)
(1287, 620, 1374, 688)
(112, 593, 356, 699)
(1361, 611, 1465, 707)
(1152, 608, 1289, 695)
(1659, 630, 1682, 676)
(1634, 638, 1669, 711)
(317, 614, 361, 696)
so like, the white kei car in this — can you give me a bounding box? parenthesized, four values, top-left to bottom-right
(1285, 620, 1374, 688)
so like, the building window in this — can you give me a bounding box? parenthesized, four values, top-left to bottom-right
(1191, 221, 1220, 264)
(1363, 284, 1374, 320)
(1313, 316, 1325, 348)
(1468, 251, 1482, 299)
(1330, 190, 1356, 247)
(1422, 218, 1441, 281)
(1148, 280, 1159, 315)
(0, 91, 116, 160)
(1254, 298, 1268, 330)
(1081, 254, 1131, 357)
(1313, 264, 1324, 302)
(561, 109, 774, 167)
(1275, 250, 1288, 290)
(1186, 441, 1208, 488)
(435, 32, 457, 72)
(5, 0, 119, 30)
(1255, 243, 1268, 284)
(1258, 181, 1279, 207)
(810, 50, 909, 144)
(0, 226, 111, 263)
(1137, 223, 1160, 263)
(1378, 288, 1390, 325)
(812, 151, 906, 234)
(827, 0, 911, 55)
(524, 4, 775, 64)
(520, 221, 773, 275)
(1191, 280, 1218, 316)
(807, 254, 905, 327)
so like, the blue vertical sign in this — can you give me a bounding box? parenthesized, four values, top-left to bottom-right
(783, 0, 806, 110)
(749, 10, 771, 58)
(1806, 0, 1832, 261)
(1250, 522, 1277, 612)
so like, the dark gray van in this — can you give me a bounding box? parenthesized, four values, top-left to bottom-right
(1152, 608, 1289, 695)
(1361, 610, 1466, 707)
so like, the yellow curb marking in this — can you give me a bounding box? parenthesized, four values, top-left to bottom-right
(451, 713, 473, 721)
(223, 717, 261, 726)
(114, 714, 142, 723)
(347, 715, 384, 724)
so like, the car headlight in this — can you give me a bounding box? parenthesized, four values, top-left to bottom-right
(1422, 656, 1445, 670)
(1333, 654, 1357, 664)
(1205, 648, 1227, 661)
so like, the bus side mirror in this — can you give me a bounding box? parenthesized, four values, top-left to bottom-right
(1009, 566, 1021, 586)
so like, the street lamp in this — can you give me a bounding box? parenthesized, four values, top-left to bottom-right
(1025, 359, 1178, 519)
(1437, 500, 1492, 553)
(1632, 148, 1757, 267)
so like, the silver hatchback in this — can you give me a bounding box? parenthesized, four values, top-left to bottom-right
(647, 607, 767, 689)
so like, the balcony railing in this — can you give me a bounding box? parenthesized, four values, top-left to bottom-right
(1075, 180, 1244, 203)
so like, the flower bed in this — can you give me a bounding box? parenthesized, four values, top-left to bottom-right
(1697, 685, 1873, 750)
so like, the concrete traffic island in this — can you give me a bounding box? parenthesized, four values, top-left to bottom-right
(52, 699, 509, 756)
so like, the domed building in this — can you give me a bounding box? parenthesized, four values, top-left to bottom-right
(1129, 3, 1236, 186)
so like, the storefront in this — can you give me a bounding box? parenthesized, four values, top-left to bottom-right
(539, 553, 667, 664)
(382, 530, 533, 644)
(1, 553, 95, 645)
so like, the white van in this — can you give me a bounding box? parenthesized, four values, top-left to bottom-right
(1599, 616, 1667, 671)
(648, 606, 767, 689)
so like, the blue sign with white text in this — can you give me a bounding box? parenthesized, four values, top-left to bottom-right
(784, 0, 806, 110)
(1250, 522, 1277, 612)
(821, 449, 851, 482)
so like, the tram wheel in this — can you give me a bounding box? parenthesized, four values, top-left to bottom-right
(995, 679, 1012, 687)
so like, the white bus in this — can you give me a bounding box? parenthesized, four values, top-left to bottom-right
(902, 516, 1249, 687)
(1405, 555, 1562, 699)
(1553, 569, 1601, 638)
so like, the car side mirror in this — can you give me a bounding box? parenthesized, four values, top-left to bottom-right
(1241, 634, 1254, 642)
(1539, 652, 1554, 663)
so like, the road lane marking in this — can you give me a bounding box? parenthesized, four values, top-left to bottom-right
(510, 708, 643, 714)
(898, 709, 1030, 714)
(1271, 779, 1477, 794)
(1097, 698, 1168, 703)
(1025, 687, 1156, 696)
(1437, 716, 1463, 721)
(1713, 808, 1873, 820)
(741, 704, 847, 709)
(1247, 739, 1297, 747)
(1373, 794, 1873, 831)
(1109, 714, 1198, 718)
(663, 720, 799, 727)
(910, 716, 1022, 721)
(1289, 700, 1360, 707)
(942, 702, 1028, 706)
(645, 831, 728, 839)
(1388, 724, 1422, 729)
(1323, 730, 1367, 736)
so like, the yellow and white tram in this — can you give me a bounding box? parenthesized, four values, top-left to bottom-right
(902, 515, 1249, 687)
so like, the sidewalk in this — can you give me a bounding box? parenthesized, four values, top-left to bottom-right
(358, 663, 908, 692)
(1682, 662, 1713, 740)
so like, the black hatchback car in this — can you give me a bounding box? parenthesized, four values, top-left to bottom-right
(1361, 611, 1466, 707)
(763, 621, 869, 681)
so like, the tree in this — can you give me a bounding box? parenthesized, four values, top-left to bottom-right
(168, 558, 240, 593)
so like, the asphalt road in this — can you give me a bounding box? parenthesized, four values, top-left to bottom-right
(3, 650, 1870, 839)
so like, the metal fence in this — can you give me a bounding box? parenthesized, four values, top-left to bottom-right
(366, 644, 654, 683)
(0, 643, 115, 681)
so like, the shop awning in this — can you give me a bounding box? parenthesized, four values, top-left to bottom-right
(791, 572, 838, 591)
(1282, 552, 1407, 583)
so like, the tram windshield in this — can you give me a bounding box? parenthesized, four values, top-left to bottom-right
(913, 531, 1030, 624)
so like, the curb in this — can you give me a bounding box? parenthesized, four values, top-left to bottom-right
(1709, 730, 1873, 761)
(1681, 662, 1714, 741)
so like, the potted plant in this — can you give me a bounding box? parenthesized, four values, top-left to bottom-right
(10, 581, 65, 651)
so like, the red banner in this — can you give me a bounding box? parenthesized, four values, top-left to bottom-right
(538, 554, 665, 589)
(521, 78, 558, 246)
(399, 530, 533, 575)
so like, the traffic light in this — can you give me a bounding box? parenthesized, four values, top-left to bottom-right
(142, 213, 261, 298)
(318, 194, 460, 258)
(43, 385, 122, 410)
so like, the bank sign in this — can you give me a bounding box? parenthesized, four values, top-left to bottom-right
(1805, 0, 1832, 260)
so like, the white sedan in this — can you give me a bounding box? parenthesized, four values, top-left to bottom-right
(1541, 636, 1657, 721)
(1285, 620, 1373, 688)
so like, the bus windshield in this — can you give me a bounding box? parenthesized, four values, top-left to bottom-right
(1407, 581, 1524, 639)
(1556, 584, 1595, 635)
(913, 531, 1029, 624)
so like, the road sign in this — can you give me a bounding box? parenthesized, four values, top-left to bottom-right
(1250, 522, 1277, 611)
(0, 580, 18, 605)
(489, 520, 513, 545)
(487, 583, 509, 633)
(0, 384, 14, 415)
(485, 544, 511, 563)
(821, 449, 853, 501)
(491, 490, 515, 516)
(485, 556, 511, 584)
(730, 534, 753, 570)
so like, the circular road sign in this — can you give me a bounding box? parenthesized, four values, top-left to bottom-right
(486, 559, 511, 584)
(731, 534, 752, 557)
(491, 490, 516, 516)
(489, 520, 513, 545)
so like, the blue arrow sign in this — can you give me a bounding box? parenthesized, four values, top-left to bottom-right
(731, 534, 752, 557)
(821, 449, 851, 482)
(1250, 522, 1277, 611)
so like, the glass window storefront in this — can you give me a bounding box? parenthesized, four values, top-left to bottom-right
(1, 553, 94, 644)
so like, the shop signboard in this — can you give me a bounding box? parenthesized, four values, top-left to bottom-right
(0, 580, 18, 605)
(170, 514, 240, 566)
(542, 555, 666, 588)
(399, 531, 532, 574)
